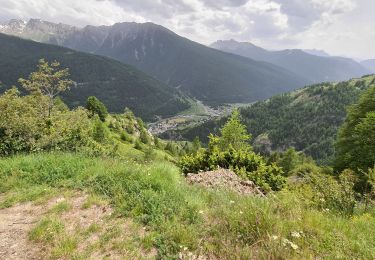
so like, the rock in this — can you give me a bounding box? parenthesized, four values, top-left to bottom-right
(186, 169, 265, 196)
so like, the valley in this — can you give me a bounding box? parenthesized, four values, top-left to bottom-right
(0, 5, 375, 259)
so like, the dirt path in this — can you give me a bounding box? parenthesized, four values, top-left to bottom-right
(0, 202, 44, 259)
(0, 193, 155, 259)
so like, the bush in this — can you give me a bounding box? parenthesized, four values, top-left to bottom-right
(92, 120, 108, 143)
(134, 140, 142, 150)
(86, 96, 108, 122)
(0, 89, 100, 155)
(120, 132, 134, 143)
(291, 167, 358, 216)
(140, 130, 151, 144)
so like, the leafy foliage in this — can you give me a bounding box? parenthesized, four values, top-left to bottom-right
(19, 59, 74, 117)
(0, 87, 96, 155)
(216, 109, 251, 151)
(335, 85, 375, 172)
(86, 96, 108, 122)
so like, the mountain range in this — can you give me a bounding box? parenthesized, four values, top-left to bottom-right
(0, 18, 372, 113)
(1, 19, 309, 104)
(210, 39, 370, 84)
(0, 33, 189, 120)
(361, 59, 375, 73)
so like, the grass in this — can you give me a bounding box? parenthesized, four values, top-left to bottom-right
(1, 152, 375, 259)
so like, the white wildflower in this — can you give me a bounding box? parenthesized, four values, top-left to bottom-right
(291, 231, 301, 238)
(290, 242, 299, 250)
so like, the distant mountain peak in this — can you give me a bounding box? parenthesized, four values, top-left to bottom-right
(211, 39, 369, 83)
(302, 49, 331, 57)
(0, 19, 27, 33)
(0, 18, 78, 44)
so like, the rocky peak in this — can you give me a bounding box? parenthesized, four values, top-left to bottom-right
(0, 19, 27, 34)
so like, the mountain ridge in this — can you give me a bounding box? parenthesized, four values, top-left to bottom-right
(0, 32, 189, 120)
(210, 39, 370, 83)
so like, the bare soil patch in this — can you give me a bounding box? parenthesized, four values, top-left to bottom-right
(0, 192, 155, 259)
(186, 169, 265, 196)
(0, 201, 43, 259)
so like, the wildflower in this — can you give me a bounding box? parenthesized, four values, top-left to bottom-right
(290, 242, 299, 250)
(198, 210, 204, 214)
(239, 211, 243, 214)
(271, 235, 279, 240)
(282, 238, 299, 250)
(230, 200, 235, 204)
(291, 231, 301, 238)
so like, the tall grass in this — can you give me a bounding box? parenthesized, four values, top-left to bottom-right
(1, 153, 375, 259)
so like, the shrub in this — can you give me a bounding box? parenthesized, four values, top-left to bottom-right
(134, 140, 142, 150)
(86, 96, 108, 122)
(92, 120, 108, 143)
(140, 130, 151, 144)
(120, 132, 134, 143)
(0, 89, 100, 155)
(291, 168, 358, 216)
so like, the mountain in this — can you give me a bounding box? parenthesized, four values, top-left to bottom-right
(302, 49, 330, 57)
(0, 19, 308, 104)
(0, 33, 189, 120)
(361, 59, 375, 73)
(161, 75, 375, 164)
(210, 39, 369, 83)
(0, 18, 77, 43)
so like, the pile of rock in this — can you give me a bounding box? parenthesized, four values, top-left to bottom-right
(186, 168, 265, 196)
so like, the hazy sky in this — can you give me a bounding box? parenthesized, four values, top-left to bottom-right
(0, 0, 374, 59)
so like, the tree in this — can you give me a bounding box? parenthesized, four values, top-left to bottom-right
(86, 96, 108, 122)
(19, 59, 74, 117)
(217, 109, 251, 151)
(278, 148, 300, 176)
(335, 86, 375, 173)
(192, 136, 202, 153)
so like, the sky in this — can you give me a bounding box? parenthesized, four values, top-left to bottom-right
(0, 0, 374, 59)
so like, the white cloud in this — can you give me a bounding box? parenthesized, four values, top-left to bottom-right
(0, 0, 373, 59)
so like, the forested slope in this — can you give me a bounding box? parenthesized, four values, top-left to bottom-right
(0, 33, 189, 120)
(163, 75, 375, 163)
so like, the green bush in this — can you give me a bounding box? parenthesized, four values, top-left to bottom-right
(86, 96, 108, 122)
(120, 132, 134, 143)
(291, 167, 357, 216)
(139, 130, 151, 144)
(0, 88, 101, 155)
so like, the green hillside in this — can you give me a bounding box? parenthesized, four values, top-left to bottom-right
(0, 33, 189, 120)
(163, 75, 375, 163)
(1, 63, 375, 258)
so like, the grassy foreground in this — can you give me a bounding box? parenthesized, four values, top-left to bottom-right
(1, 153, 375, 259)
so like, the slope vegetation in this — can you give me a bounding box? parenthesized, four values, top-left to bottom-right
(163, 75, 375, 163)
